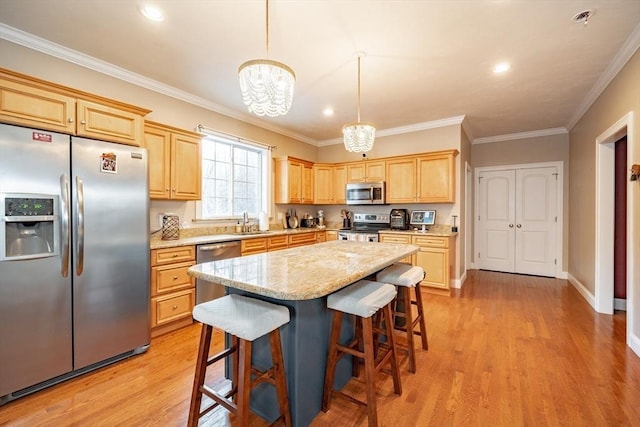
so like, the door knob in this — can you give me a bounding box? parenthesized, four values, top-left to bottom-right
(509, 224, 514, 228)
(517, 224, 522, 228)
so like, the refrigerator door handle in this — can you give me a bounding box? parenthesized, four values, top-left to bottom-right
(76, 176, 85, 276)
(60, 174, 71, 277)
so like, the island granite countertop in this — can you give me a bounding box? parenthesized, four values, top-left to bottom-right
(187, 240, 419, 300)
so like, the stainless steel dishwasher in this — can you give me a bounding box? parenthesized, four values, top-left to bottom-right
(195, 241, 241, 304)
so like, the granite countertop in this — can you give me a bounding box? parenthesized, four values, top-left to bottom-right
(150, 227, 333, 250)
(187, 240, 419, 300)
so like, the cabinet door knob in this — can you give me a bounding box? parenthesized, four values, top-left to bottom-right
(509, 224, 514, 228)
(173, 276, 178, 280)
(172, 305, 178, 310)
(68, 118, 74, 123)
(517, 224, 522, 228)
(80, 120, 86, 125)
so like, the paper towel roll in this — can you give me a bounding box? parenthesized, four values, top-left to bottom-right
(259, 211, 269, 231)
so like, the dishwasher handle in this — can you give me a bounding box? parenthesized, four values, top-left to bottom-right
(198, 242, 241, 251)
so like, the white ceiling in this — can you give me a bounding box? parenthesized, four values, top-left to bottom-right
(1, 0, 639, 145)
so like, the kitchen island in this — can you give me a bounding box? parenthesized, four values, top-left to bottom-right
(187, 240, 419, 426)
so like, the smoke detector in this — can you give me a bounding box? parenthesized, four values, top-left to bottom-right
(572, 10, 595, 24)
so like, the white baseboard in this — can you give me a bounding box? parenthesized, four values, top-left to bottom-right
(567, 273, 596, 310)
(557, 271, 568, 279)
(452, 270, 467, 289)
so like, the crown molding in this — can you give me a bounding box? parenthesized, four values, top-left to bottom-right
(316, 115, 466, 147)
(0, 24, 318, 145)
(472, 127, 568, 145)
(566, 22, 640, 131)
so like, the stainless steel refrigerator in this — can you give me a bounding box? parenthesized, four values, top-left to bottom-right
(0, 123, 150, 404)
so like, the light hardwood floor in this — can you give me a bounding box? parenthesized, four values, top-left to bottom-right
(1, 270, 639, 426)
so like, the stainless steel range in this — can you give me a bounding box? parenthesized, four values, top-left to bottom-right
(337, 213, 390, 242)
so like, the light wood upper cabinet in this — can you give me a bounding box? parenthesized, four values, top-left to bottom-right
(332, 165, 347, 204)
(0, 77, 76, 133)
(386, 149, 458, 203)
(76, 99, 143, 146)
(313, 164, 333, 204)
(274, 156, 314, 204)
(346, 160, 385, 182)
(386, 157, 418, 203)
(144, 121, 201, 200)
(0, 68, 149, 145)
(416, 151, 457, 203)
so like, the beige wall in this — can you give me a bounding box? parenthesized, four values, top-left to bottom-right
(568, 49, 639, 339)
(470, 133, 570, 271)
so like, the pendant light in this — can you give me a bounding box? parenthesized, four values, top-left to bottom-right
(343, 52, 375, 153)
(238, 0, 295, 117)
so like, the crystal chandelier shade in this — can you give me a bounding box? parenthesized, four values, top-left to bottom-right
(239, 59, 295, 117)
(342, 122, 376, 153)
(343, 54, 375, 153)
(238, 0, 295, 117)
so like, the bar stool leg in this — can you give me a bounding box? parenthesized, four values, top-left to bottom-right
(414, 286, 429, 350)
(383, 303, 402, 395)
(401, 287, 417, 373)
(237, 339, 252, 427)
(361, 317, 378, 427)
(188, 324, 213, 427)
(270, 329, 292, 427)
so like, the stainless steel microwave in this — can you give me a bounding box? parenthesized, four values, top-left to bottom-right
(345, 182, 386, 205)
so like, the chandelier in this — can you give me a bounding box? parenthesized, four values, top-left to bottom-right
(238, 0, 295, 117)
(343, 53, 375, 153)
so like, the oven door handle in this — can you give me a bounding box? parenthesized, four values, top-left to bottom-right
(370, 187, 374, 203)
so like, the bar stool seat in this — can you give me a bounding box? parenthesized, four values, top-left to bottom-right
(377, 263, 428, 374)
(188, 294, 291, 427)
(322, 280, 402, 427)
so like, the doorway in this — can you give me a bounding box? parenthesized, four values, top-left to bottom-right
(475, 162, 563, 277)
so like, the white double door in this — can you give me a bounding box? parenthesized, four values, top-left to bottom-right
(476, 166, 558, 277)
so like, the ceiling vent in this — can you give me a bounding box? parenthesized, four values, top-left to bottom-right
(572, 10, 595, 24)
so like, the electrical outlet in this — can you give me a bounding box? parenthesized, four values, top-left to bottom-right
(277, 212, 283, 220)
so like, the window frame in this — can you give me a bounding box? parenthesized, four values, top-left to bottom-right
(196, 132, 271, 222)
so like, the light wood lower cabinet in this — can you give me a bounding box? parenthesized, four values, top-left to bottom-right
(150, 245, 196, 337)
(288, 232, 317, 247)
(326, 230, 338, 241)
(379, 232, 455, 295)
(241, 238, 268, 255)
(378, 234, 413, 264)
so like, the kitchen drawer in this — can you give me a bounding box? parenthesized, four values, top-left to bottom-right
(267, 235, 288, 251)
(288, 232, 317, 247)
(412, 235, 448, 248)
(379, 234, 411, 244)
(151, 288, 195, 327)
(242, 237, 268, 255)
(151, 261, 195, 296)
(316, 231, 326, 243)
(151, 245, 195, 266)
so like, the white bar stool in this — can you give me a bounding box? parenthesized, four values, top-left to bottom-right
(322, 279, 402, 427)
(187, 294, 291, 427)
(376, 263, 428, 373)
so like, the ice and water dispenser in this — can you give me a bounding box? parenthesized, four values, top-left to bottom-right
(0, 194, 58, 261)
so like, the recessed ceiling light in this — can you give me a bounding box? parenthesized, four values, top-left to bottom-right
(140, 4, 164, 22)
(493, 62, 511, 74)
(323, 107, 334, 117)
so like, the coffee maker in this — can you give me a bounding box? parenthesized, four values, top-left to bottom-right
(389, 208, 410, 230)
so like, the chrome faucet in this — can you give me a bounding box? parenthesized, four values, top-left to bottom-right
(242, 211, 249, 232)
